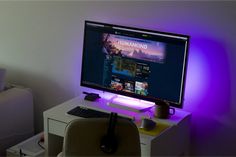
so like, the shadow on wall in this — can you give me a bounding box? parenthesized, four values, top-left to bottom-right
(2, 66, 76, 132)
(184, 37, 234, 155)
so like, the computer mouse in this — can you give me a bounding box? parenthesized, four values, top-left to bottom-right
(140, 118, 156, 131)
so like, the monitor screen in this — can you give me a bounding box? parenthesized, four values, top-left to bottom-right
(81, 21, 189, 108)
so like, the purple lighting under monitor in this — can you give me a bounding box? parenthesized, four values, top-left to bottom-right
(107, 95, 155, 112)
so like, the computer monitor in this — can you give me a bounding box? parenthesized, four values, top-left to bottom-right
(81, 21, 189, 109)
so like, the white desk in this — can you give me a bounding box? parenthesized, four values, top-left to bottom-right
(43, 96, 191, 156)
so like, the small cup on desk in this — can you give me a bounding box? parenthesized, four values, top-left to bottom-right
(154, 100, 175, 119)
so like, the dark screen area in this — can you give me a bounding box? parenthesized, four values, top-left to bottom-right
(81, 21, 189, 108)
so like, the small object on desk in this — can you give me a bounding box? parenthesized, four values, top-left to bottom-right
(140, 118, 156, 131)
(138, 122, 171, 136)
(155, 100, 175, 119)
(83, 91, 101, 101)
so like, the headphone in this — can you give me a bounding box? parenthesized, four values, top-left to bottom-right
(100, 112, 118, 154)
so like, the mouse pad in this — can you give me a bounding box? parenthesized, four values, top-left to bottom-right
(137, 122, 170, 136)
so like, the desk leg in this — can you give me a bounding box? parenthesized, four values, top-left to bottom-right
(44, 118, 63, 156)
(47, 134, 63, 156)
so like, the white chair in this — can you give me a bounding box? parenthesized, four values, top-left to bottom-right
(59, 116, 141, 157)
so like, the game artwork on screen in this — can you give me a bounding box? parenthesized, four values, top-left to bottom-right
(102, 33, 166, 63)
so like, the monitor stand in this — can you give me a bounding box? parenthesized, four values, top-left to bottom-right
(107, 95, 155, 113)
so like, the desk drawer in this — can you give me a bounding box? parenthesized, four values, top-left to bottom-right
(48, 119, 67, 137)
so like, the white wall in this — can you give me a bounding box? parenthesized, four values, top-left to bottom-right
(0, 1, 236, 156)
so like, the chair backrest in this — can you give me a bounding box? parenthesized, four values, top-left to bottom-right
(62, 117, 141, 157)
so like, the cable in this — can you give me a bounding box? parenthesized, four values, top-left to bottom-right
(37, 140, 45, 150)
(19, 149, 26, 156)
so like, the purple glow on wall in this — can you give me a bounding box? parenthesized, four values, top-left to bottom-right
(184, 38, 230, 118)
(184, 46, 210, 109)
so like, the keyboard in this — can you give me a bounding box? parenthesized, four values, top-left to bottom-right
(67, 106, 110, 118)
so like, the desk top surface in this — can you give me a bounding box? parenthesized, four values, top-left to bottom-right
(44, 95, 191, 127)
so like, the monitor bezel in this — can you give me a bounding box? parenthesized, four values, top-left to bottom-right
(80, 20, 190, 108)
